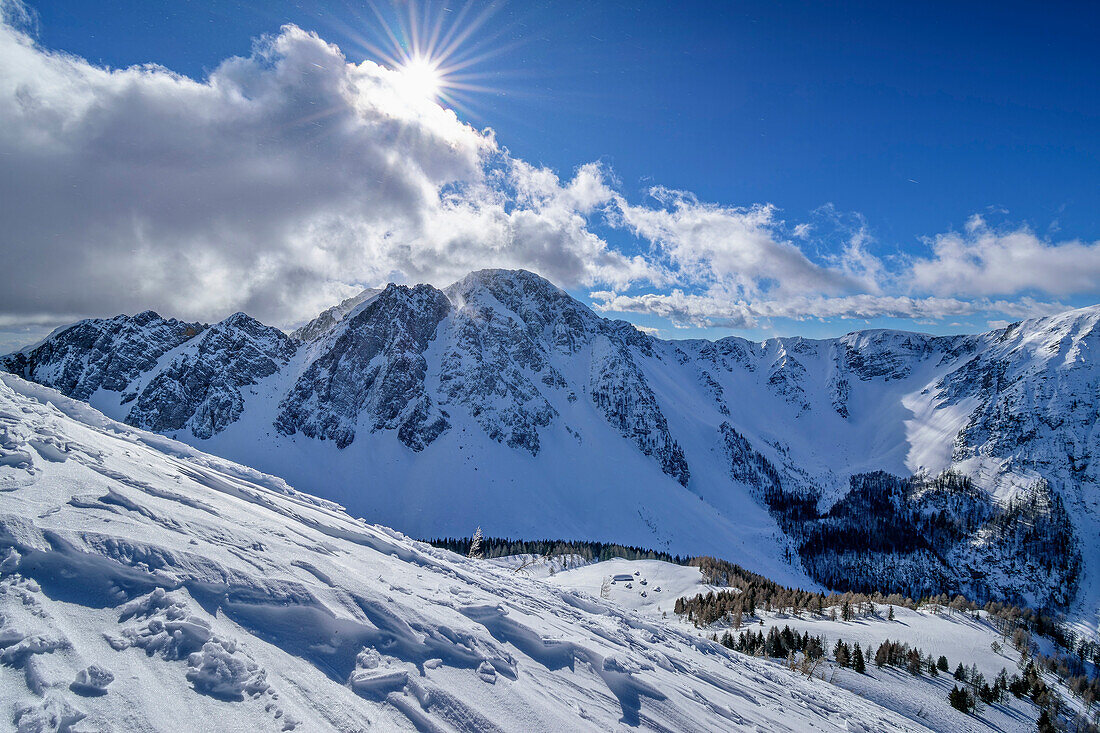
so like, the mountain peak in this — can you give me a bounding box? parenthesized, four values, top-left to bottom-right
(290, 288, 383, 342)
(445, 268, 563, 303)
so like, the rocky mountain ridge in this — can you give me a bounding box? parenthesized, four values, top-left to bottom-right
(3, 269, 1098, 619)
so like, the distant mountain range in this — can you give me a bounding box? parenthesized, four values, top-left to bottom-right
(4, 269, 1097, 616)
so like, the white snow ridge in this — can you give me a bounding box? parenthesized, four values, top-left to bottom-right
(0, 373, 940, 731)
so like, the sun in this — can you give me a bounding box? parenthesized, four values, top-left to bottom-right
(345, 1, 510, 119)
(397, 55, 443, 100)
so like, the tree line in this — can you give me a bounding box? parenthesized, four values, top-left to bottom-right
(424, 535, 687, 564)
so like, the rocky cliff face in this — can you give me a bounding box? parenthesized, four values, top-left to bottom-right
(290, 288, 382, 342)
(2, 311, 204, 401)
(126, 312, 298, 439)
(275, 284, 453, 451)
(4, 269, 1098, 613)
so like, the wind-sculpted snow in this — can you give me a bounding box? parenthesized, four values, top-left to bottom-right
(0, 375, 932, 732)
(3, 269, 1100, 621)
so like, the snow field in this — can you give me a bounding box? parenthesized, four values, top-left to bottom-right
(1, 374, 938, 732)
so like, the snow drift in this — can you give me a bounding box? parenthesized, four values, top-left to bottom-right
(0, 373, 935, 731)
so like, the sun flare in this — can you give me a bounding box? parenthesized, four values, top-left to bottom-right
(396, 55, 443, 100)
(346, 1, 507, 118)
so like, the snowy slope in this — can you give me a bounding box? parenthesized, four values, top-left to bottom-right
(548, 562, 1055, 733)
(3, 270, 1098, 620)
(544, 559, 724, 617)
(0, 373, 936, 732)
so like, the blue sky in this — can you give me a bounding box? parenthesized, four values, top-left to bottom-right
(1, 0, 1098, 349)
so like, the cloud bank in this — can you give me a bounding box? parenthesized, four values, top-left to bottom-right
(0, 9, 1095, 345)
(0, 16, 639, 326)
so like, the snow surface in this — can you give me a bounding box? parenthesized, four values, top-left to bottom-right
(9, 272, 1100, 628)
(545, 559, 724, 617)
(548, 562, 1056, 733)
(0, 373, 944, 732)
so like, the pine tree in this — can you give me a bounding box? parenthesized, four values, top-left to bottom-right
(852, 643, 866, 673)
(888, 605, 895, 621)
(906, 649, 923, 676)
(468, 526, 483, 559)
(978, 683, 996, 705)
(937, 655, 949, 672)
(954, 663, 967, 681)
(969, 664, 982, 687)
(833, 639, 851, 667)
(948, 685, 972, 713)
(995, 669, 1008, 701)
(874, 641, 889, 668)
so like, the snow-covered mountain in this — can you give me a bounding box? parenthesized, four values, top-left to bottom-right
(3, 270, 1097, 621)
(0, 373, 938, 732)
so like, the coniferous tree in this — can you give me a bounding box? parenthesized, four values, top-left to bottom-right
(906, 649, 923, 676)
(834, 639, 851, 667)
(875, 641, 889, 668)
(954, 663, 967, 681)
(995, 669, 1008, 701)
(949, 685, 972, 713)
(969, 665, 983, 689)
(937, 655, 950, 672)
(467, 527, 483, 559)
(978, 682, 997, 705)
(805, 635, 824, 661)
(852, 643, 866, 673)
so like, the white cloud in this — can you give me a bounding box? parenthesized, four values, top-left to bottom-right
(910, 221, 1100, 298)
(611, 188, 863, 299)
(591, 290, 1067, 330)
(0, 19, 484, 323)
(0, 8, 1093, 341)
(0, 17, 646, 328)
(591, 290, 758, 329)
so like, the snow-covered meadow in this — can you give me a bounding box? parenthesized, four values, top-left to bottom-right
(545, 558, 1080, 732)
